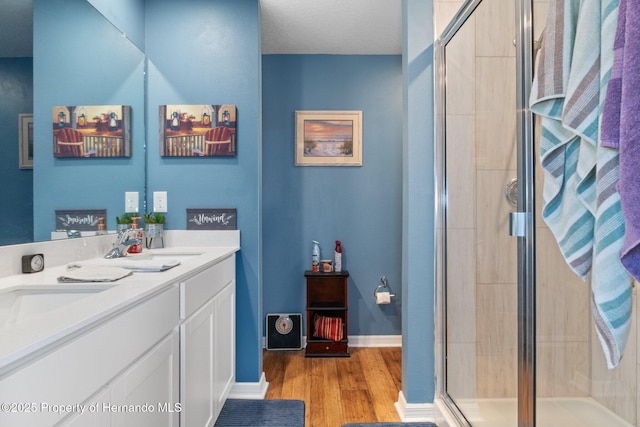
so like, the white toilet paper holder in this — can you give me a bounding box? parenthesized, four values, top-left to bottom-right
(373, 276, 396, 299)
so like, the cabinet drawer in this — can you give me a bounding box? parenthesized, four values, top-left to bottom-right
(180, 254, 234, 319)
(305, 341, 349, 356)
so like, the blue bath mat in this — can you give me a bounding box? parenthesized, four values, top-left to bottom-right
(214, 399, 305, 426)
(342, 423, 437, 427)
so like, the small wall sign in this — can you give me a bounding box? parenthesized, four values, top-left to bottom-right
(55, 209, 106, 231)
(187, 208, 236, 230)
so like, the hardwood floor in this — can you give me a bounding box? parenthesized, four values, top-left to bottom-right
(263, 347, 402, 427)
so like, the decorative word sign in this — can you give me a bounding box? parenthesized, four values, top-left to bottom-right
(55, 209, 106, 231)
(186, 208, 236, 230)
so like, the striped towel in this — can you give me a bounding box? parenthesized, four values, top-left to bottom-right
(567, 0, 631, 369)
(532, 0, 632, 368)
(591, 145, 631, 368)
(530, 0, 593, 279)
(593, 0, 633, 368)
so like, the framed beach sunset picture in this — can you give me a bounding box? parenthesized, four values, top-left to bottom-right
(295, 110, 362, 166)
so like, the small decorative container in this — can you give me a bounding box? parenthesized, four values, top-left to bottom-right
(96, 217, 107, 235)
(116, 223, 130, 234)
(145, 223, 164, 249)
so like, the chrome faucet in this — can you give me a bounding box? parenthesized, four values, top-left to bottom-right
(104, 228, 141, 259)
(66, 229, 81, 238)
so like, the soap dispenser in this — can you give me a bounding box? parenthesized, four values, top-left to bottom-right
(96, 217, 107, 235)
(128, 217, 143, 254)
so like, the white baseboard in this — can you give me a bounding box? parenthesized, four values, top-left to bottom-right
(261, 335, 402, 348)
(228, 372, 269, 399)
(348, 335, 402, 347)
(395, 390, 436, 422)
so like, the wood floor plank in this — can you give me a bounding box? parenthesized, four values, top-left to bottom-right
(339, 389, 376, 424)
(381, 347, 403, 391)
(359, 348, 402, 422)
(263, 348, 402, 427)
(336, 348, 369, 391)
(282, 350, 311, 399)
(306, 358, 324, 427)
(263, 350, 285, 398)
(318, 358, 345, 427)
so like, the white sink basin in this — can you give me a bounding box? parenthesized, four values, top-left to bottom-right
(0, 285, 114, 328)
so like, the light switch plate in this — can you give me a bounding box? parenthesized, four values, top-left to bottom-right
(125, 192, 139, 213)
(153, 191, 168, 213)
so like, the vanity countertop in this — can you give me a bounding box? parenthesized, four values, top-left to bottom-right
(0, 243, 239, 376)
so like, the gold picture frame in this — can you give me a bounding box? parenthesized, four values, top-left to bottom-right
(19, 113, 33, 169)
(295, 110, 362, 166)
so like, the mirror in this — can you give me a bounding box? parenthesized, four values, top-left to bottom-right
(0, 0, 33, 245)
(0, 0, 146, 245)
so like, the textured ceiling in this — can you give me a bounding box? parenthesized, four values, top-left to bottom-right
(260, 0, 402, 54)
(0, 0, 402, 58)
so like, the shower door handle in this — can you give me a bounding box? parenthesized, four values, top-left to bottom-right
(509, 212, 528, 237)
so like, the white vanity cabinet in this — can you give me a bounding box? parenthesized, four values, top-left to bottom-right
(0, 240, 238, 427)
(179, 254, 235, 427)
(0, 286, 179, 427)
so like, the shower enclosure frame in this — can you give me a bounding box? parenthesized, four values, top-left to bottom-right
(434, 0, 536, 424)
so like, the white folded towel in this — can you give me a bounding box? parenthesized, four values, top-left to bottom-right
(68, 258, 181, 272)
(58, 266, 133, 283)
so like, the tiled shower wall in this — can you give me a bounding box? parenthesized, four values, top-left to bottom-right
(437, 0, 639, 422)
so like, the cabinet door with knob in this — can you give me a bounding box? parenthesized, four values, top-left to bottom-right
(180, 254, 236, 426)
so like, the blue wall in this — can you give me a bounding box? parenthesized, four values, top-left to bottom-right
(262, 55, 403, 336)
(0, 58, 33, 245)
(88, 0, 145, 51)
(402, 0, 435, 403)
(33, 0, 146, 240)
(145, 0, 262, 383)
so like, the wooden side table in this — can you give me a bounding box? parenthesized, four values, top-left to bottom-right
(304, 270, 350, 357)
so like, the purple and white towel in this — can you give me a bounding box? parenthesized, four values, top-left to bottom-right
(601, 0, 640, 283)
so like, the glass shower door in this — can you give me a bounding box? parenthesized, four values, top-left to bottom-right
(439, 0, 525, 424)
